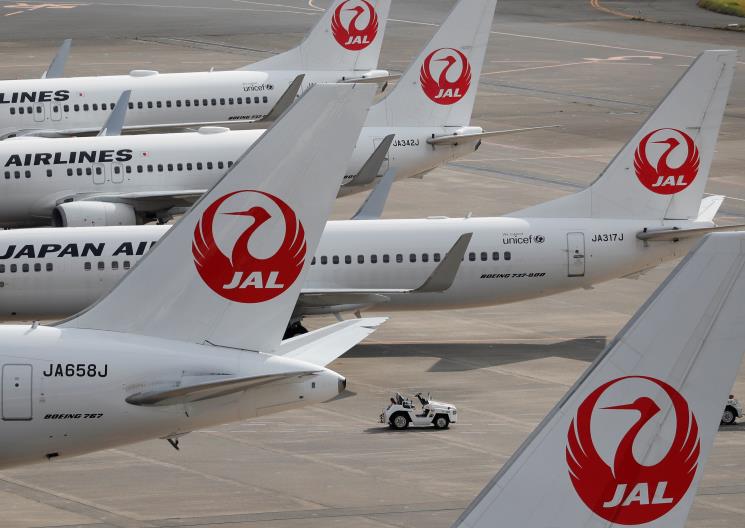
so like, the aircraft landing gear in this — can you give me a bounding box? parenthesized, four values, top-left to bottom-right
(283, 321, 308, 339)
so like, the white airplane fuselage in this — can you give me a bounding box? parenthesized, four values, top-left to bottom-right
(0, 216, 703, 319)
(0, 128, 474, 226)
(0, 70, 371, 139)
(0, 325, 343, 469)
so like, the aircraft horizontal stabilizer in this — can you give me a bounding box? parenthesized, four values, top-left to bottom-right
(125, 371, 317, 406)
(279, 317, 386, 367)
(426, 125, 561, 146)
(339, 73, 400, 84)
(637, 224, 745, 241)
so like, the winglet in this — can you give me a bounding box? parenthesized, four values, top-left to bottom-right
(254, 74, 305, 125)
(42, 39, 72, 79)
(352, 168, 396, 220)
(452, 232, 745, 528)
(698, 194, 725, 222)
(98, 90, 131, 137)
(414, 233, 472, 293)
(352, 134, 394, 187)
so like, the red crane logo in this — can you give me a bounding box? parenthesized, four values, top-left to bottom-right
(420, 48, 471, 105)
(331, 0, 378, 51)
(634, 128, 700, 195)
(566, 376, 700, 525)
(192, 190, 306, 303)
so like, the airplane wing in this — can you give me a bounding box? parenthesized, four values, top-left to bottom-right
(42, 39, 71, 79)
(426, 125, 561, 146)
(297, 233, 472, 313)
(77, 189, 207, 210)
(278, 317, 386, 366)
(125, 371, 317, 406)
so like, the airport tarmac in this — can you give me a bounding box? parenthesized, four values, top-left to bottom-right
(0, 1, 744, 527)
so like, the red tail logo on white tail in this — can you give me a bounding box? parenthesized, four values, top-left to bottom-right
(634, 128, 700, 195)
(566, 375, 700, 525)
(420, 48, 471, 105)
(192, 190, 306, 303)
(331, 0, 378, 51)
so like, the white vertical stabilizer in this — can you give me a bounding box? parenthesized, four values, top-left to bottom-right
(59, 84, 376, 353)
(454, 232, 745, 528)
(365, 0, 497, 127)
(246, 0, 390, 72)
(513, 50, 736, 220)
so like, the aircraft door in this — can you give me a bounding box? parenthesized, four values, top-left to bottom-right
(112, 163, 124, 184)
(50, 102, 63, 121)
(93, 163, 106, 184)
(2, 364, 32, 420)
(372, 137, 390, 172)
(33, 103, 45, 123)
(567, 232, 585, 277)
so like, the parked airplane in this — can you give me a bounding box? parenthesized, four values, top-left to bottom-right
(0, 0, 391, 139)
(0, 51, 737, 335)
(0, 83, 391, 470)
(0, 0, 506, 227)
(453, 231, 745, 528)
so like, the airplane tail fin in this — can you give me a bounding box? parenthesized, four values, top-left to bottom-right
(513, 50, 736, 220)
(246, 0, 390, 73)
(58, 83, 376, 354)
(453, 232, 745, 528)
(364, 0, 496, 127)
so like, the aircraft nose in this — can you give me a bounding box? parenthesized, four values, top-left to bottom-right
(338, 376, 347, 394)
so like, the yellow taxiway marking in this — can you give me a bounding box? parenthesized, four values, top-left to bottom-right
(589, 0, 638, 20)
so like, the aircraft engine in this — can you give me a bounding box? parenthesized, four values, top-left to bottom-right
(52, 201, 137, 227)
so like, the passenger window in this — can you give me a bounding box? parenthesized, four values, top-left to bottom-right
(147, 165, 153, 172)
(84, 262, 91, 271)
(157, 164, 163, 172)
(9, 107, 14, 115)
(14, 171, 20, 179)
(207, 162, 213, 170)
(18, 107, 24, 115)
(311, 257, 316, 265)
(34, 263, 41, 272)
(166, 101, 172, 108)
(186, 163, 193, 171)
(202, 99, 208, 106)
(3, 171, 9, 179)
(185, 100, 191, 107)
(114, 166, 120, 174)
(145, 102, 152, 109)
(344, 255, 351, 264)
(137, 102, 143, 109)
(176, 100, 182, 107)
(24, 170, 30, 178)
(67, 168, 73, 176)
(228, 98, 234, 105)
(371, 254, 377, 264)
(504, 251, 511, 261)
(211, 98, 217, 106)
(125, 166, 132, 174)
(97, 261, 105, 270)
(76, 168, 83, 176)
(92, 103, 98, 111)
(383, 254, 390, 263)
(396, 254, 403, 263)
(10, 264, 16, 273)
(177, 163, 183, 171)
(227, 161, 234, 167)
(167, 164, 173, 171)
(263, 96, 268, 103)
(128, 102, 134, 109)
(193, 99, 199, 107)
(218, 161, 224, 170)
(481, 252, 487, 262)
(332, 256, 339, 264)
(63, 105, 69, 112)
(220, 98, 225, 105)
(468, 252, 476, 262)
(357, 255, 364, 264)
(36, 106, 42, 113)
(321, 256, 328, 265)
(492, 251, 499, 261)
(46, 262, 52, 272)
(123, 261, 131, 269)
(137, 166, 143, 174)
(237, 97, 243, 104)
(46, 169, 52, 178)
(0, 264, 4, 273)
(53, 105, 59, 113)
(95, 167, 102, 175)
(422, 254, 429, 263)
(253, 97, 259, 104)
(21, 264, 29, 273)
(85, 167, 92, 176)
(156, 101, 162, 108)
(197, 162, 203, 170)
(112, 261, 119, 270)
(83, 103, 90, 111)
(409, 254, 416, 263)
(434, 253, 441, 262)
